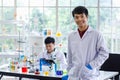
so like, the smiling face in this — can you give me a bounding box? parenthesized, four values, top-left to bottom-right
(45, 43, 55, 53)
(74, 13, 88, 28)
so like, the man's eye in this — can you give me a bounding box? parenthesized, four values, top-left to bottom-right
(81, 16, 84, 18)
(75, 17, 78, 19)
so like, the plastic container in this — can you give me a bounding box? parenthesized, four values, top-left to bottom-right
(55, 60, 63, 75)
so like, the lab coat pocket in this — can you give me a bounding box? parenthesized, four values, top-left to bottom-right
(81, 66, 96, 78)
(81, 66, 99, 80)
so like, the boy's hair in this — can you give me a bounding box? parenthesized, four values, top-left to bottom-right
(72, 6, 88, 17)
(44, 37, 55, 44)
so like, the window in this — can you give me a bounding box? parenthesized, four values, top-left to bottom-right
(99, 0, 120, 53)
(0, 0, 120, 66)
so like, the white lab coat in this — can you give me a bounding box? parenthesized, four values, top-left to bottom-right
(40, 48, 67, 70)
(67, 27, 109, 80)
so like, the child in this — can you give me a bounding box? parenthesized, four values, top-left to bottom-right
(40, 37, 67, 72)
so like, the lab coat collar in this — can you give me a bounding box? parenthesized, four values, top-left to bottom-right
(86, 26, 93, 32)
(44, 48, 57, 60)
(73, 26, 94, 39)
(75, 26, 93, 33)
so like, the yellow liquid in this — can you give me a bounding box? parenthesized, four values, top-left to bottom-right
(11, 65, 15, 71)
(44, 71, 49, 76)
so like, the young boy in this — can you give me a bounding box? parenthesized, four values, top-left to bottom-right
(40, 36, 67, 71)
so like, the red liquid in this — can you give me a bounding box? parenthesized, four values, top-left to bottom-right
(22, 66, 28, 73)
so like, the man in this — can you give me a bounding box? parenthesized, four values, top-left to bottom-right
(67, 6, 109, 80)
(40, 36, 67, 71)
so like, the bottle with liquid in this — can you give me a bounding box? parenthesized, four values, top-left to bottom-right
(9, 58, 17, 72)
(21, 61, 28, 73)
(56, 60, 63, 75)
(10, 61, 15, 72)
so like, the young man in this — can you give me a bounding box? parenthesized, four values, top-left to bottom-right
(40, 36, 67, 71)
(67, 6, 109, 80)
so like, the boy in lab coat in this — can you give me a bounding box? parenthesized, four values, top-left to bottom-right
(40, 36, 67, 71)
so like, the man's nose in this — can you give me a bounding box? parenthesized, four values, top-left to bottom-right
(78, 17, 82, 21)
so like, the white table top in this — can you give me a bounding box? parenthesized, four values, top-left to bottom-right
(99, 71, 119, 80)
(0, 68, 119, 80)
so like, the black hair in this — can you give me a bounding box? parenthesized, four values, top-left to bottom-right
(44, 37, 55, 44)
(72, 6, 88, 17)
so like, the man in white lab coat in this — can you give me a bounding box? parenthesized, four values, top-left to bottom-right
(40, 37, 67, 71)
(67, 6, 109, 80)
